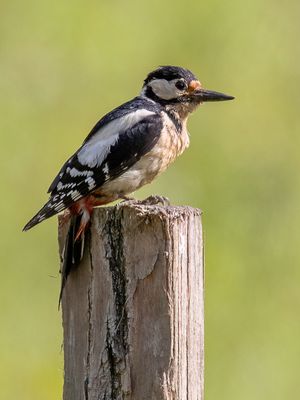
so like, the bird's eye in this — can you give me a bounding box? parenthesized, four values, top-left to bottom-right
(175, 80, 187, 91)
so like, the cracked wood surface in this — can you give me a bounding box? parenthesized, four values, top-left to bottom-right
(59, 202, 204, 400)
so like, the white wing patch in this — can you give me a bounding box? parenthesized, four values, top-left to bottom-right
(77, 109, 155, 168)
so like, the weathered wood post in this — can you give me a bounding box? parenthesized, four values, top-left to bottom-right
(59, 201, 204, 400)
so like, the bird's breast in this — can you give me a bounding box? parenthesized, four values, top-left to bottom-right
(100, 113, 189, 196)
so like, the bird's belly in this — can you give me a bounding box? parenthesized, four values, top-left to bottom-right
(100, 127, 189, 196)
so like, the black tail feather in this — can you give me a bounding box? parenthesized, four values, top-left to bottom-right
(59, 214, 86, 306)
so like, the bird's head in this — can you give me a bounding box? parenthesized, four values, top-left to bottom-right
(141, 65, 234, 115)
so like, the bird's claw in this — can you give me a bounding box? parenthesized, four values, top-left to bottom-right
(119, 195, 137, 205)
(119, 195, 170, 207)
(139, 195, 170, 206)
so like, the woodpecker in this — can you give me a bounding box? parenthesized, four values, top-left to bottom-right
(23, 65, 234, 297)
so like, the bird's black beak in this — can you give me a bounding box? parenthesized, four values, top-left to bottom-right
(193, 88, 234, 102)
(187, 81, 234, 102)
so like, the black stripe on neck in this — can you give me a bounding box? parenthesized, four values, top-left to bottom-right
(165, 109, 182, 132)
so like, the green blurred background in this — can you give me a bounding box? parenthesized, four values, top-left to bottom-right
(1, 0, 300, 398)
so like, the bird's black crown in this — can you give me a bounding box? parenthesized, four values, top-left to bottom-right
(144, 65, 197, 86)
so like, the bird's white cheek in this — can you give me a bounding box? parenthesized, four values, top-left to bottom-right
(149, 79, 181, 100)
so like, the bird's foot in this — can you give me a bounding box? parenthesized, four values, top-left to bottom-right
(139, 195, 170, 206)
(119, 194, 170, 207)
(120, 195, 136, 203)
(119, 195, 144, 207)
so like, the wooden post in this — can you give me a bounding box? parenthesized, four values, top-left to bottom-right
(59, 201, 204, 400)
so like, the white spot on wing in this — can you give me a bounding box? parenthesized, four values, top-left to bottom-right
(86, 177, 96, 190)
(103, 163, 110, 180)
(69, 168, 93, 178)
(54, 200, 64, 209)
(56, 182, 77, 191)
(103, 163, 109, 174)
(77, 109, 155, 168)
(70, 190, 81, 201)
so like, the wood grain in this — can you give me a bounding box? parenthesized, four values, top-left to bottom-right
(59, 202, 204, 400)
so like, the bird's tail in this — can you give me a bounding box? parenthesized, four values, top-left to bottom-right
(59, 211, 90, 305)
(23, 195, 91, 305)
(23, 194, 68, 232)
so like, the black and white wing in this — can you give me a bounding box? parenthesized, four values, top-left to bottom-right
(23, 100, 162, 231)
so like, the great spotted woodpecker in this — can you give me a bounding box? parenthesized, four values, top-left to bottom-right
(23, 65, 234, 297)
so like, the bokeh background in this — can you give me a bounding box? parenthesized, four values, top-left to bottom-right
(1, 0, 300, 398)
